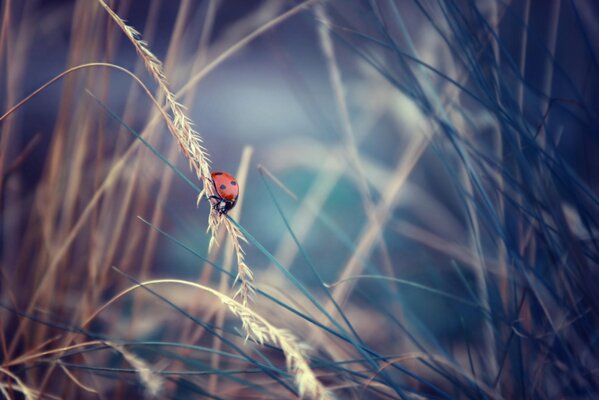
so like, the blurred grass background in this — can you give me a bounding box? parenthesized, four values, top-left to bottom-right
(1, 0, 598, 398)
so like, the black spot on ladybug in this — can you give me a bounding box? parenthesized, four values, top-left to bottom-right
(230, 181, 237, 186)
(220, 184, 226, 190)
(214, 172, 223, 176)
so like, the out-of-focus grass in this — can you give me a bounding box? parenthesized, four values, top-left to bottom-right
(1, 0, 598, 399)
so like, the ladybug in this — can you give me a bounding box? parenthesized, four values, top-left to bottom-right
(209, 171, 239, 215)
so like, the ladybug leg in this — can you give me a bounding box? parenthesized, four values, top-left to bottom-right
(207, 195, 222, 213)
(208, 195, 219, 208)
(216, 201, 227, 215)
(207, 195, 228, 215)
(223, 200, 234, 214)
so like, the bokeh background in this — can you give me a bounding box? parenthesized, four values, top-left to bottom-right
(1, 0, 598, 398)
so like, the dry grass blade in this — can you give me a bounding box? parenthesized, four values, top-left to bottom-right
(328, 136, 429, 310)
(57, 362, 98, 394)
(3, 341, 105, 368)
(96, 0, 255, 304)
(209, 146, 254, 392)
(361, 354, 501, 400)
(0, 367, 35, 400)
(4, 64, 177, 356)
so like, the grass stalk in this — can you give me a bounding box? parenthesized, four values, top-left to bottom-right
(97, 0, 255, 305)
(104, 278, 333, 400)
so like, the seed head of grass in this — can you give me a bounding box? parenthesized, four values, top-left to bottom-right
(101, 279, 333, 400)
(97, 0, 255, 305)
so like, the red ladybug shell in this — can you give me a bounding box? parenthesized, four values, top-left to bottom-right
(211, 171, 239, 202)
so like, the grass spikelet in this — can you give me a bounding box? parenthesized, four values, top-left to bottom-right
(97, 0, 254, 303)
(105, 341, 163, 397)
(224, 218, 255, 306)
(112, 278, 333, 400)
(97, 0, 210, 183)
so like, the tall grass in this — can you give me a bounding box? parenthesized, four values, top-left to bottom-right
(1, 0, 598, 399)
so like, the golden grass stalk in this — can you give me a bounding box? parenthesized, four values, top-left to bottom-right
(93, 278, 333, 400)
(0, 367, 35, 400)
(0, 384, 55, 400)
(96, 0, 212, 201)
(315, 3, 398, 314)
(209, 146, 254, 392)
(97, 0, 254, 305)
(223, 219, 255, 305)
(2, 63, 178, 358)
(57, 362, 98, 394)
(327, 136, 429, 309)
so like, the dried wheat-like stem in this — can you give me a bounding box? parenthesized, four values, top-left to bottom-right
(97, 0, 211, 187)
(173, 279, 332, 399)
(97, 0, 254, 303)
(223, 219, 255, 306)
(96, 278, 333, 400)
(215, 291, 329, 399)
